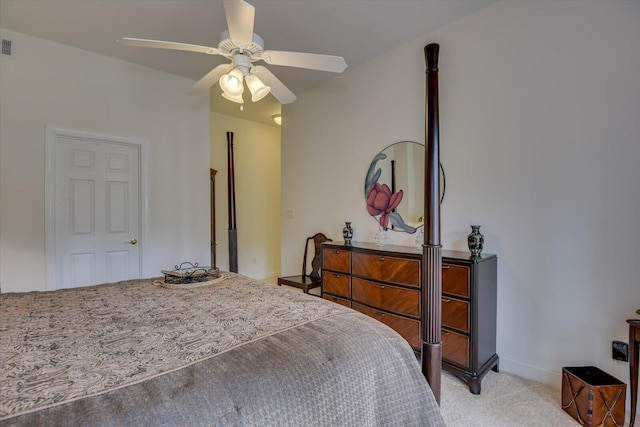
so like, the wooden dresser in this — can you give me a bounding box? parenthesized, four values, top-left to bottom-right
(321, 241, 498, 394)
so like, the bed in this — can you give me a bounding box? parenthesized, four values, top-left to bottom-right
(0, 273, 445, 426)
(1, 42, 444, 426)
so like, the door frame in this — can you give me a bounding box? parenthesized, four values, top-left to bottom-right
(44, 126, 148, 290)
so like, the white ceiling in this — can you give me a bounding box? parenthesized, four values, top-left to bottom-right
(0, 0, 494, 125)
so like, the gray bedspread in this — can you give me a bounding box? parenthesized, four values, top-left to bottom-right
(0, 273, 445, 426)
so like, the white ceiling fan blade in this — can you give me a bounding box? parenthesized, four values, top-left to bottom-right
(260, 51, 347, 73)
(119, 38, 220, 55)
(223, 0, 255, 47)
(252, 66, 296, 104)
(187, 63, 233, 95)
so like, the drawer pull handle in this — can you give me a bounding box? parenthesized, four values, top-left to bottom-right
(376, 285, 385, 289)
(333, 273, 341, 278)
(442, 330, 450, 336)
(332, 297, 338, 302)
(333, 250, 341, 254)
(376, 312, 385, 317)
(377, 257, 385, 261)
(442, 298, 452, 303)
(442, 265, 451, 270)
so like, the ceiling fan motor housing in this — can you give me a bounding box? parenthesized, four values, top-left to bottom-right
(218, 30, 265, 58)
(232, 53, 252, 75)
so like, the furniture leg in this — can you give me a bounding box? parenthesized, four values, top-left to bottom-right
(629, 320, 639, 427)
(468, 377, 481, 395)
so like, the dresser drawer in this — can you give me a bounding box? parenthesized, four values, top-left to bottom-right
(352, 252, 420, 287)
(442, 329, 470, 368)
(323, 248, 351, 273)
(442, 264, 470, 298)
(352, 278, 419, 317)
(442, 297, 470, 332)
(323, 294, 351, 308)
(323, 272, 350, 298)
(353, 303, 420, 348)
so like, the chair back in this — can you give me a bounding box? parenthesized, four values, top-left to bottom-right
(302, 233, 332, 279)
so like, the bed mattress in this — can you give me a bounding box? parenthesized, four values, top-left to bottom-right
(0, 273, 444, 426)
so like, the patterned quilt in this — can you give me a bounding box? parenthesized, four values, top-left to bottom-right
(0, 273, 445, 426)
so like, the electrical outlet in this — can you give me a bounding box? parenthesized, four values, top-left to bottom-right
(612, 341, 628, 362)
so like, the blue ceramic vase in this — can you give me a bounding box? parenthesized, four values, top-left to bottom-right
(467, 225, 484, 256)
(343, 221, 353, 245)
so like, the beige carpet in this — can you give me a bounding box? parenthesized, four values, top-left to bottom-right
(439, 370, 629, 427)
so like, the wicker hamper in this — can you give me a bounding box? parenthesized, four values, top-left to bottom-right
(562, 366, 626, 427)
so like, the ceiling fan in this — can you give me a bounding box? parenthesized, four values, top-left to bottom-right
(118, 0, 347, 104)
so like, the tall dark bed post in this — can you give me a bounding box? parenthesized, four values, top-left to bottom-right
(421, 43, 442, 404)
(227, 131, 238, 273)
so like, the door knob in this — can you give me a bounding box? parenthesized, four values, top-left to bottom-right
(128, 238, 138, 245)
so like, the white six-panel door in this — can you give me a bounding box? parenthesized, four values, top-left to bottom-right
(47, 129, 142, 289)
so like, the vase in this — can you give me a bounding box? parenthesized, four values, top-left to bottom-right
(467, 225, 484, 256)
(343, 221, 353, 245)
(374, 228, 388, 247)
(414, 227, 424, 247)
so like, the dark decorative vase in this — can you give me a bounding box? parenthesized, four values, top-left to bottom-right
(343, 221, 353, 245)
(467, 225, 484, 256)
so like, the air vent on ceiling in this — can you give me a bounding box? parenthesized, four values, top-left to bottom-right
(1, 37, 15, 58)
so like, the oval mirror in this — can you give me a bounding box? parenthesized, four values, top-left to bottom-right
(364, 141, 445, 234)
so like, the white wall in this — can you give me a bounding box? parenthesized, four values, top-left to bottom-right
(282, 0, 640, 393)
(210, 112, 281, 283)
(0, 29, 211, 292)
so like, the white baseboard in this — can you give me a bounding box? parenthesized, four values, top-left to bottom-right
(498, 356, 562, 390)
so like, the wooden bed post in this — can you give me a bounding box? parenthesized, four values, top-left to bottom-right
(421, 43, 442, 404)
(227, 131, 238, 273)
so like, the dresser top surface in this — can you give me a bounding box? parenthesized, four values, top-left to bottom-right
(322, 241, 496, 262)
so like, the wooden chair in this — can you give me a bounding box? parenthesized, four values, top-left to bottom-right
(278, 233, 332, 294)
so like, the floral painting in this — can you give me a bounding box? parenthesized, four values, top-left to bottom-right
(366, 183, 403, 231)
(364, 151, 417, 233)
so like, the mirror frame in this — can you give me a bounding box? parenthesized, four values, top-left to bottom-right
(364, 141, 445, 234)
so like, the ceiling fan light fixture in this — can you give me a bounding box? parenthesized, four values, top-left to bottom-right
(245, 73, 271, 102)
(219, 68, 245, 96)
(221, 91, 244, 104)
